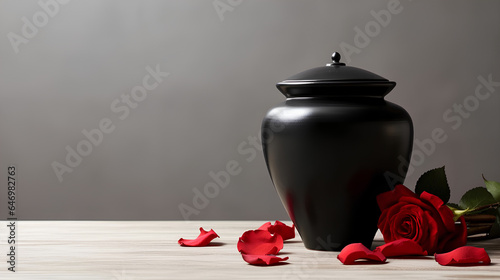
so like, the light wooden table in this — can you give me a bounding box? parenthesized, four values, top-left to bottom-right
(1, 221, 499, 279)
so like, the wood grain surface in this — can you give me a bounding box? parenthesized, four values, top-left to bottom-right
(1, 221, 499, 279)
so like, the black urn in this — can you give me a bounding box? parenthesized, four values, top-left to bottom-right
(261, 52, 413, 251)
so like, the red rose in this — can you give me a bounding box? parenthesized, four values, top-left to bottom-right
(377, 185, 467, 255)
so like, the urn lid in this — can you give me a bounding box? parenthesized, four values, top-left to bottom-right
(276, 52, 396, 98)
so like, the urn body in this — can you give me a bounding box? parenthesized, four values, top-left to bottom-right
(261, 53, 413, 250)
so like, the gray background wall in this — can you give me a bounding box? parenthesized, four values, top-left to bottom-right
(0, 0, 499, 220)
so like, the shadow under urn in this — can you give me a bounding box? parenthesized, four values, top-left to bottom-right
(261, 52, 413, 251)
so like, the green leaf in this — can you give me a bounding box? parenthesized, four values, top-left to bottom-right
(415, 166, 450, 203)
(459, 187, 497, 212)
(483, 174, 500, 202)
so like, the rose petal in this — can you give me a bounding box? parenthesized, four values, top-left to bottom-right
(258, 222, 272, 231)
(241, 254, 289, 266)
(178, 227, 219, 247)
(435, 246, 491, 266)
(437, 216, 467, 253)
(420, 191, 456, 232)
(337, 243, 387, 265)
(237, 230, 284, 255)
(258, 221, 295, 240)
(374, 239, 427, 257)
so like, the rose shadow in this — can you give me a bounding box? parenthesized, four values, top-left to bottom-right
(348, 260, 389, 265)
(246, 261, 290, 267)
(441, 262, 495, 267)
(205, 242, 226, 246)
(284, 240, 303, 244)
(388, 256, 433, 260)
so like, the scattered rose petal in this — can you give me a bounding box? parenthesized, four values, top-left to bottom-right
(435, 246, 491, 266)
(258, 222, 273, 231)
(258, 221, 295, 240)
(374, 239, 427, 257)
(178, 227, 219, 247)
(241, 254, 289, 266)
(237, 230, 284, 255)
(337, 243, 387, 265)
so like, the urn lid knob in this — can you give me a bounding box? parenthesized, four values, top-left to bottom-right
(327, 52, 346, 66)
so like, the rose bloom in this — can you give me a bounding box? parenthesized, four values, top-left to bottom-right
(377, 185, 467, 255)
